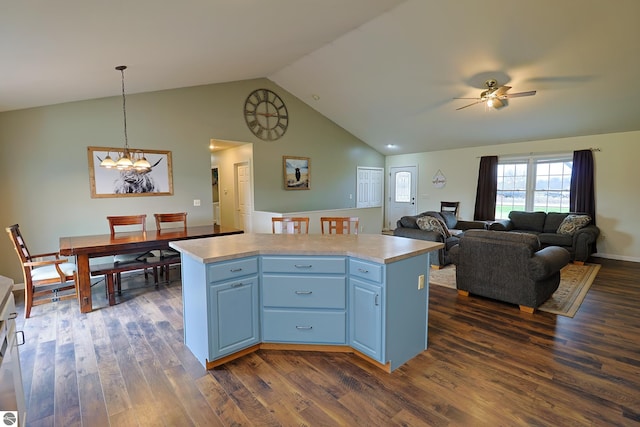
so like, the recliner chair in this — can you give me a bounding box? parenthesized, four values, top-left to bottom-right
(450, 230, 570, 313)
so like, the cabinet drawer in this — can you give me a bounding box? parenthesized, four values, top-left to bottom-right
(208, 257, 258, 283)
(350, 259, 383, 283)
(262, 275, 346, 309)
(262, 310, 346, 344)
(262, 256, 346, 274)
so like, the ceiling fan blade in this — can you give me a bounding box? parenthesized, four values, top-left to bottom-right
(456, 100, 484, 110)
(504, 90, 536, 98)
(494, 86, 512, 97)
(453, 97, 482, 100)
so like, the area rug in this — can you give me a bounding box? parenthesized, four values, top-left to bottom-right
(429, 263, 601, 317)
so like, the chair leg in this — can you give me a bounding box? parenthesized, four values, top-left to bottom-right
(519, 305, 535, 314)
(116, 273, 122, 295)
(457, 290, 469, 297)
(24, 284, 33, 319)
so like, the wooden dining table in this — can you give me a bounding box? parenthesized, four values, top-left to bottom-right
(59, 224, 243, 313)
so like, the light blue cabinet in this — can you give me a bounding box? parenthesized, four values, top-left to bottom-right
(181, 248, 431, 372)
(349, 254, 430, 371)
(262, 256, 347, 344)
(181, 255, 259, 368)
(208, 276, 259, 359)
(350, 278, 383, 360)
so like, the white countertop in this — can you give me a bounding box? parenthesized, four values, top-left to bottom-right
(169, 233, 443, 265)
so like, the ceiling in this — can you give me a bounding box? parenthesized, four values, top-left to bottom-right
(3, 0, 639, 155)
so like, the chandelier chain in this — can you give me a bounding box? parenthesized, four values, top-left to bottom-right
(120, 66, 129, 152)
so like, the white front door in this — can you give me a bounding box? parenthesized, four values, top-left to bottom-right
(388, 166, 417, 230)
(235, 162, 253, 232)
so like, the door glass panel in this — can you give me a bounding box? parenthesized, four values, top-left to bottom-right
(394, 172, 411, 203)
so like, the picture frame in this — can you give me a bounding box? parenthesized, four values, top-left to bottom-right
(87, 146, 174, 198)
(283, 156, 310, 190)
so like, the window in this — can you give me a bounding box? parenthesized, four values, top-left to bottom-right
(496, 155, 572, 219)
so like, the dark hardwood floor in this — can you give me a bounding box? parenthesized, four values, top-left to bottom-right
(13, 258, 640, 426)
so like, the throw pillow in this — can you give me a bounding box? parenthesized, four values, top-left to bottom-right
(557, 214, 591, 235)
(416, 215, 451, 238)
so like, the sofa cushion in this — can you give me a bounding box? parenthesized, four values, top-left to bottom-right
(398, 215, 420, 229)
(508, 211, 547, 232)
(439, 211, 458, 229)
(543, 212, 569, 233)
(557, 214, 592, 235)
(416, 215, 451, 238)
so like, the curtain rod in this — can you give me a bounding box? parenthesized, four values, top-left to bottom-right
(477, 147, 601, 158)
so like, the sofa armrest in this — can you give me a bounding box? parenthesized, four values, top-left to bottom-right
(456, 220, 487, 231)
(488, 220, 512, 231)
(528, 246, 570, 280)
(572, 225, 600, 244)
(449, 244, 460, 265)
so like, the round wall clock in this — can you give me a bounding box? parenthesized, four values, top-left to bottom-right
(244, 88, 289, 141)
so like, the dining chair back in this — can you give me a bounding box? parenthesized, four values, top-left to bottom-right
(107, 214, 147, 235)
(440, 201, 460, 217)
(5, 224, 77, 318)
(154, 212, 187, 231)
(320, 217, 359, 235)
(106, 214, 155, 294)
(271, 217, 310, 234)
(153, 212, 187, 282)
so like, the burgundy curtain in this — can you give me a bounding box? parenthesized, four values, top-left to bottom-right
(473, 156, 498, 220)
(570, 149, 596, 224)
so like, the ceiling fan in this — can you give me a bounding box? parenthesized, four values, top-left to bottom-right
(454, 79, 536, 110)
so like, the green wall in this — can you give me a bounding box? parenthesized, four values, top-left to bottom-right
(0, 78, 384, 282)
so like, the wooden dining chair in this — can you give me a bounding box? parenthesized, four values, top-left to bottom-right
(320, 217, 359, 235)
(440, 201, 460, 217)
(154, 212, 187, 281)
(5, 224, 77, 318)
(271, 217, 310, 234)
(107, 214, 155, 293)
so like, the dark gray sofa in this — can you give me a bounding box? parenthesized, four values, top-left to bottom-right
(450, 230, 570, 312)
(393, 211, 486, 267)
(488, 211, 599, 263)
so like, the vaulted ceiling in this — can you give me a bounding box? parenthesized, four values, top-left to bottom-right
(2, 0, 639, 155)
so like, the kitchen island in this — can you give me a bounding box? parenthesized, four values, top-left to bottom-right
(170, 233, 443, 372)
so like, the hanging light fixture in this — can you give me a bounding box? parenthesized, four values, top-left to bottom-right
(100, 65, 151, 171)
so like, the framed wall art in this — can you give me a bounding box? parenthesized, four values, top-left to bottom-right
(283, 156, 310, 190)
(87, 146, 174, 198)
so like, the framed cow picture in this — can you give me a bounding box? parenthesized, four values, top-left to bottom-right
(87, 146, 174, 198)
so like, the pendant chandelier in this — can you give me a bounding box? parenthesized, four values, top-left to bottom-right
(100, 65, 151, 171)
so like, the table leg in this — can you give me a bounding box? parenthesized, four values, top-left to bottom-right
(76, 254, 93, 313)
(106, 274, 115, 306)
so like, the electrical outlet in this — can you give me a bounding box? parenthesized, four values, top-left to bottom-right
(193, 199, 201, 206)
(418, 274, 425, 290)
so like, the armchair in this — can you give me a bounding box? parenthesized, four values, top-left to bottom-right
(5, 224, 77, 318)
(450, 230, 570, 313)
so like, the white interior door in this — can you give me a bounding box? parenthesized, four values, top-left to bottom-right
(388, 166, 417, 229)
(235, 162, 253, 232)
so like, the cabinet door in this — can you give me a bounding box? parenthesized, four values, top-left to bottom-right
(209, 276, 259, 359)
(349, 278, 383, 361)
